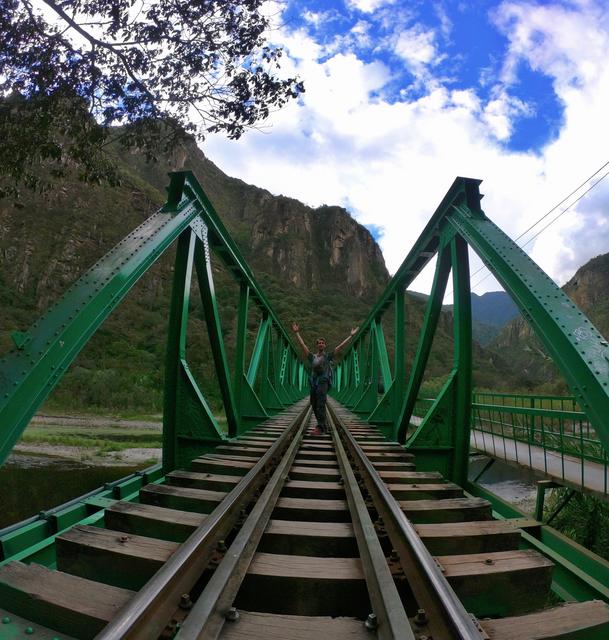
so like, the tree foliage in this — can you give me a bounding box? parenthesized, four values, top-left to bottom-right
(0, 0, 303, 193)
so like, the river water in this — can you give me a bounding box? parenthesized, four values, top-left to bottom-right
(468, 455, 543, 514)
(0, 454, 140, 530)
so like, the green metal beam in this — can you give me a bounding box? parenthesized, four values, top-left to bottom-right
(396, 241, 452, 443)
(194, 234, 240, 437)
(448, 203, 609, 452)
(342, 177, 482, 349)
(0, 174, 202, 465)
(162, 229, 225, 471)
(374, 320, 392, 391)
(450, 233, 472, 486)
(247, 316, 271, 386)
(233, 283, 250, 413)
(393, 287, 406, 417)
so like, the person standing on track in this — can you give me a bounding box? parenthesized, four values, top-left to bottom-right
(291, 322, 358, 434)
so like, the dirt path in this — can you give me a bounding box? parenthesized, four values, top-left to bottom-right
(31, 414, 162, 430)
(11, 443, 161, 466)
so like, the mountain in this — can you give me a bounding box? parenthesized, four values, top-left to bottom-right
(0, 136, 523, 412)
(0, 136, 394, 412)
(470, 291, 520, 327)
(410, 290, 520, 346)
(489, 253, 609, 393)
(563, 253, 609, 339)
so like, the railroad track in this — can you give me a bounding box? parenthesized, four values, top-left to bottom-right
(0, 399, 608, 639)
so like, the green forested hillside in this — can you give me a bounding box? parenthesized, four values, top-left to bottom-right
(0, 138, 520, 414)
(487, 252, 609, 394)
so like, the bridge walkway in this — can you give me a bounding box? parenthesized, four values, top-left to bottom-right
(471, 429, 609, 499)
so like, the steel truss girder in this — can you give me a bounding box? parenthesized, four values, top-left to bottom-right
(0, 171, 306, 467)
(448, 203, 609, 453)
(335, 175, 609, 485)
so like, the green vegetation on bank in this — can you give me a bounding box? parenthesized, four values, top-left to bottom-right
(15, 422, 162, 460)
(544, 488, 609, 563)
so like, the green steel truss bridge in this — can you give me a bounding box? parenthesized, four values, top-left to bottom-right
(1, 172, 609, 639)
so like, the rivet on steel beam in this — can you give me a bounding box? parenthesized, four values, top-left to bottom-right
(225, 607, 239, 622)
(1, 616, 10, 623)
(25, 627, 34, 635)
(364, 613, 377, 630)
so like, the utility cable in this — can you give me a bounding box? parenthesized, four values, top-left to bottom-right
(441, 158, 609, 298)
(468, 167, 609, 292)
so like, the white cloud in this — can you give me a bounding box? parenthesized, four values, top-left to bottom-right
(347, 0, 396, 13)
(394, 25, 439, 67)
(482, 89, 532, 140)
(201, 0, 609, 298)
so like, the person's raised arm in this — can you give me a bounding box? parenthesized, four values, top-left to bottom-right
(333, 326, 358, 355)
(291, 322, 310, 360)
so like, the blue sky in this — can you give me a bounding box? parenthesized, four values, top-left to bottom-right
(203, 0, 609, 297)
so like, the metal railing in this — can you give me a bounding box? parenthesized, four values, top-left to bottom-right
(467, 392, 608, 496)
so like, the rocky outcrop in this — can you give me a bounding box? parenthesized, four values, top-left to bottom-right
(488, 253, 609, 388)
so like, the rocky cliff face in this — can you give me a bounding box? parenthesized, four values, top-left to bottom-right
(0, 136, 391, 410)
(562, 253, 609, 339)
(113, 137, 390, 302)
(488, 253, 609, 390)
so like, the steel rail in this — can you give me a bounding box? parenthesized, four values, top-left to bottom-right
(95, 401, 310, 640)
(328, 411, 415, 639)
(176, 408, 311, 639)
(328, 400, 485, 640)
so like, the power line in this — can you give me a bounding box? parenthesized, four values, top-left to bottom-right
(514, 159, 609, 245)
(468, 166, 609, 292)
(441, 158, 609, 298)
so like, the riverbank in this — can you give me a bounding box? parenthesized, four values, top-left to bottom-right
(11, 413, 163, 466)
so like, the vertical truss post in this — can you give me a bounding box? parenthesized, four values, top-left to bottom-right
(233, 282, 249, 424)
(247, 316, 270, 385)
(342, 344, 362, 406)
(194, 235, 240, 437)
(450, 234, 473, 485)
(352, 328, 378, 414)
(259, 322, 283, 411)
(396, 243, 452, 443)
(374, 319, 392, 392)
(367, 289, 407, 434)
(367, 313, 399, 434)
(163, 228, 224, 471)
(394, 287, 406, 418)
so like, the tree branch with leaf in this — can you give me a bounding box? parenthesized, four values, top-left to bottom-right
(0, 0, 304, 195)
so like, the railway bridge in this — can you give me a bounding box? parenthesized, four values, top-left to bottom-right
(1, 173, 609, 638)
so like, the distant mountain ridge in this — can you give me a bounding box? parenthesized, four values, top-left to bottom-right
(5, 137, 520, 411)
(409, 289, 520, 346)
(489, 252, 609, 392)
(470, 291, 520, 327)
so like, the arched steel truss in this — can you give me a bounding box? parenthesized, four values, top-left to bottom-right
(1, 174, 608, 487)
(334, 177, 609, 485)
(0, 172, 307, 470)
